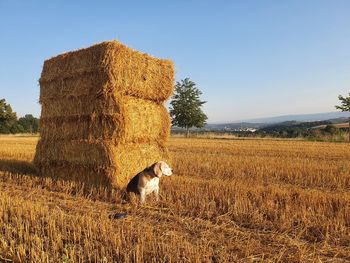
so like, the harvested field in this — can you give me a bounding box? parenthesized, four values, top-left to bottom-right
(0, 136, 349, 262)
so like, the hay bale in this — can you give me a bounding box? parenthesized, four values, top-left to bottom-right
(35, 141, 168, 187)
(39, 41, 174, 102)
(40, 96, 170, 144)
(34, 40, 174, 188)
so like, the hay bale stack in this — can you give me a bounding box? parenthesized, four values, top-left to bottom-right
(34, 41, 174, 188)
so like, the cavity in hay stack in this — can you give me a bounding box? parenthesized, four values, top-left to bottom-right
(34, 41, 174, 188)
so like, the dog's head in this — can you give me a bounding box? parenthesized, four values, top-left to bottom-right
(153, 161, 173, 177)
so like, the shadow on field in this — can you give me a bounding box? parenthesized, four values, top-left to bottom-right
(0, 159, 123, 202)
(0, 159, 37, 175)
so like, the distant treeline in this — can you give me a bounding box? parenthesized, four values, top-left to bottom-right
(255, 120, 346, 139)
(0, 99, 39, 134)
(257, 120, 332, 137)
(173, 119, 349, 142)
(248, 125, 346, 142)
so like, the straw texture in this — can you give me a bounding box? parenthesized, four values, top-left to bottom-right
(34, 40, 174, 188)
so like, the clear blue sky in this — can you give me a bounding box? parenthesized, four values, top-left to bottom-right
(0, 1, 349, 123)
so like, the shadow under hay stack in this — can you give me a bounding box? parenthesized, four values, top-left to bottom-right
(34, 41, 174, 188)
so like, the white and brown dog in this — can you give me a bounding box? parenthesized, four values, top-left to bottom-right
(126, 161, 172, 204)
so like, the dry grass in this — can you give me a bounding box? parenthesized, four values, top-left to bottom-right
(0, 136, 349, 262)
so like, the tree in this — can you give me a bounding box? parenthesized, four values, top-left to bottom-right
(18, 114, 39, 134)
(169, 78, 207, 137)
(0, 99, 18, 134)
(335, 93, 350, 142)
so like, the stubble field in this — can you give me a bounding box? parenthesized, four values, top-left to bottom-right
(0, 136, 349, 262)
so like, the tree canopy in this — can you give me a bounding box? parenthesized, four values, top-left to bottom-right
(0, 99, 39, 134)
(169, 78, 207, 136)
(335, 93, 350, 142)
(18, 114, 40, 134)
(335, 93, 350, 112)
(0, 99, 18, 133)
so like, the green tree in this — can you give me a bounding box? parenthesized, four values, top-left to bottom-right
(169, 78, 207, 137)
(335, 93, 350, 142)
(18, 114, 39, 134)
(0, 99, 18, 134)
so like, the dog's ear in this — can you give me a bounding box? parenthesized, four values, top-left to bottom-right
(153, 162, 163, 177)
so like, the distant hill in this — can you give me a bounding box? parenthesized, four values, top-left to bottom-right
(259, 120, 332, 133)
(234, 112, 350, 124)
(172, 112, 349, 133)
(205, 122, 265, 130)
(205, 112, 349, 130)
